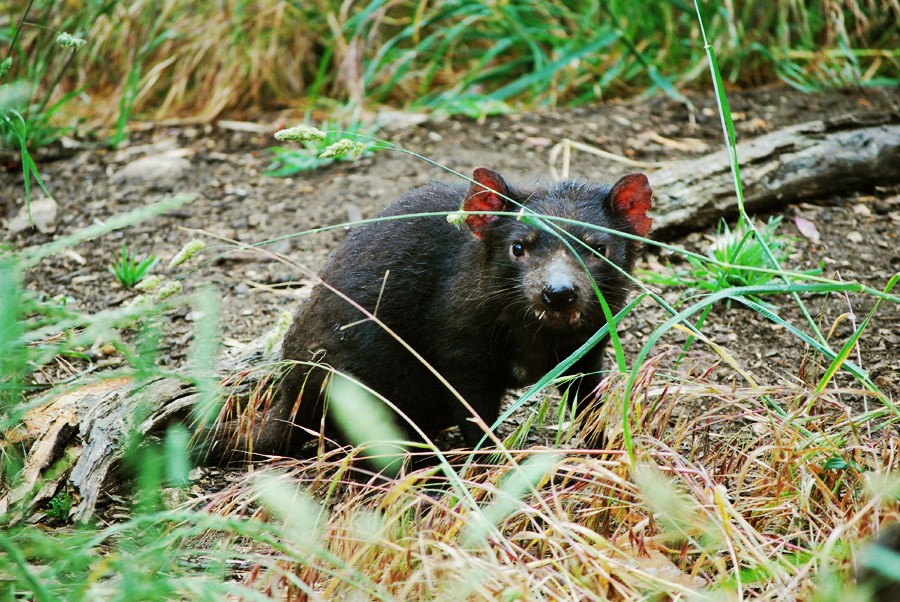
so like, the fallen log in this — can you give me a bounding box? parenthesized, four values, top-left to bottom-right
(648, 112, 900, 237)
(4, 111, 899, 522)
(0, 339, 277, 522)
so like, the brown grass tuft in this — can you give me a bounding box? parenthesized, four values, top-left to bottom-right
(194, 348, 899, 600)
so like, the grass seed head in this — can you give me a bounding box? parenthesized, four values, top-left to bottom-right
(263, 309, 292, 355)
(168, 239, 205, 268)
(447, 211, 467, 226)
(154, 280, 182, 301)
(55, 32, 86, 50)
(134, 275, 160, 291)
(319, 139, 367, 159)
(274, 124, 326, 142)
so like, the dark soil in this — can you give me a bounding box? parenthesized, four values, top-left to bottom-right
(4, 84, 899, 421)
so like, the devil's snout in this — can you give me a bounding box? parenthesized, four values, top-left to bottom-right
(541, 282, 577, 311)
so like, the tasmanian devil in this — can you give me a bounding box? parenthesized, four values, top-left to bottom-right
(245, 168, 652, 457)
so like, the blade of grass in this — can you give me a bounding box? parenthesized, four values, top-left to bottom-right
(693, 0, 830, 354)
(487, 30, 619, 101)
(621, 280, 879, 460)
(808, 274, 899, 408)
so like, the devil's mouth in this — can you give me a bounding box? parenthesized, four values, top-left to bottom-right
(533, 308, 582, 328)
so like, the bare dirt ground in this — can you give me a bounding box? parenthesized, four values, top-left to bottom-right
(3, 84, 899, 427)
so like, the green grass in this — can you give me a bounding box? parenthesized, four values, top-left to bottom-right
(0, 196, 244, 600)
(3, 0, 897, 142)
(1, 2, 87, 215)
(0, 3, 88, 149)
(644, 216, 824, 308)
(108, 244, 159, 288)
(44, 489, 71, 522)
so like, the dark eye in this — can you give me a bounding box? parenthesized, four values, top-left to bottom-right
(511, 241, 525, 257)
(595, 244, 608, 257)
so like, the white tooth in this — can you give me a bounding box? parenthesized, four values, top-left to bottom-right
(570, 311, 581, 324)
(539, 311, 546, 320)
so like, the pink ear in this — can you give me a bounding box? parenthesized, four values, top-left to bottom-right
(610, 173, 653, 238)
(463, 168, 509, 239)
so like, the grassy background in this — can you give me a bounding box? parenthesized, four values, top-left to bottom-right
(3, 1, 900, 600)
(3, 0, 898, 126)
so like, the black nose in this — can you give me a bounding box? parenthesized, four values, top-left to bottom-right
(541, 284, 577, 311)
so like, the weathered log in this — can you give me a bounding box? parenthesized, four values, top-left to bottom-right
(1, 339, 277, 523)
(649, 112, 900, 237)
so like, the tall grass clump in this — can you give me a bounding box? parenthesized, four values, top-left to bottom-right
(4, 0, 897, 126)
(0, 3, 90, 150)
(1, 3, 87, 212)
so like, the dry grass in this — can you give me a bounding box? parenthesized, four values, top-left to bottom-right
(8, 0, 899, 126)
(84, 0, 319, 121)
(197, 348, 900, 600)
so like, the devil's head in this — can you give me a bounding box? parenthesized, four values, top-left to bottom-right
(460, 168, 652, 335)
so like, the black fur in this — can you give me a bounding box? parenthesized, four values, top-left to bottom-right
(247, 174, 647, 457)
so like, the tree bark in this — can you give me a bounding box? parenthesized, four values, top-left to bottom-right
(649, 112, 900, 237)
(1, 339, 276, 523)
